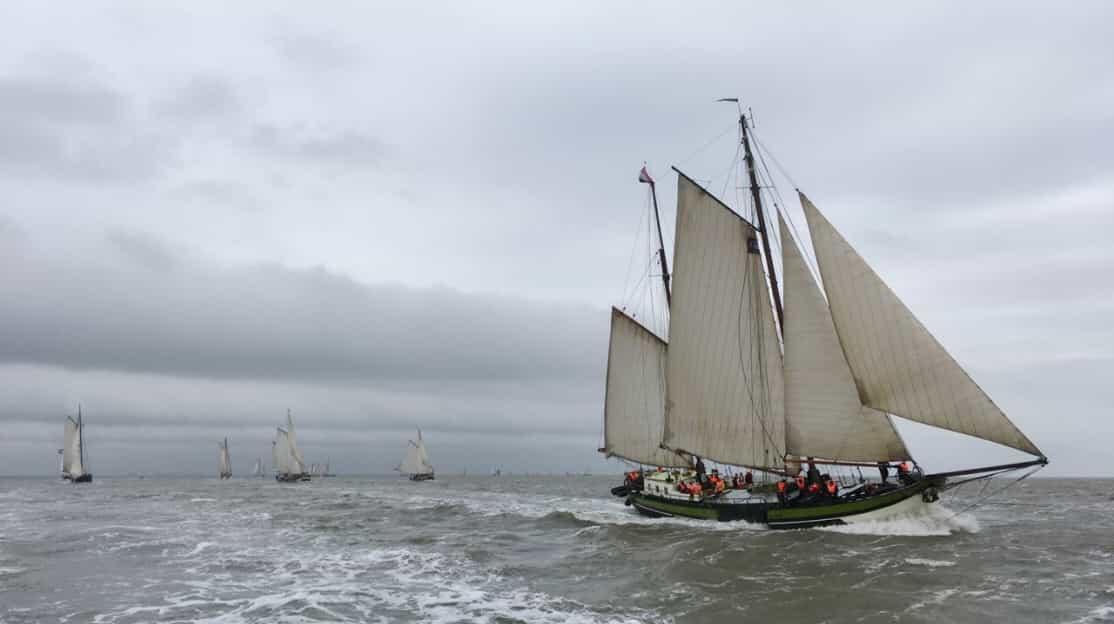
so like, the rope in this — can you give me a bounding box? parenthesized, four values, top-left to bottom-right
(944, 464, 1044, 518)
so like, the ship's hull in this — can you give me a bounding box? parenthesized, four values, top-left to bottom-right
(410, 473, 435, 482)
(64, 473, 93, 483)
(219, 474, 231, 480)
(275, 473, 309, 482)
(628, 478, 942, 529)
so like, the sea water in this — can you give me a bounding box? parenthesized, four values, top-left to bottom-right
(0, 476, 1111, 623)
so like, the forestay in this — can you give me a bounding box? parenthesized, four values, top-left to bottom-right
(662, 173, 785, 468)
(779, 214, 911, 461)
(800, 193, 1041, 456)
(603, 308, 688, 467)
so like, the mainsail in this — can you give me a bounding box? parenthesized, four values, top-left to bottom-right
(602, 308, 687, 467)
(284, 411, 307, 474)
(661, 172, 785, 469)
(217, 437, 232, 478)
(62, 416, 84, 478)
(399, 430, 434, 475)
(274, 428, 301, 475)
(799, 193, 1042, 456)
(779, 214, 911, 462)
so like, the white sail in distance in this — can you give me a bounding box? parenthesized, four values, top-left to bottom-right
(62, 416, 84, 478)
(603, 308, 688, 467)
(284, 411, 307, 473)
(274, 428, 296, 475)
(217, 438, 232, 477)
(399, 430, 433, 475)
(252, 457, 263, 477)
(800, 192, 1042, 456)
(778, 213, 911, 461)
(661, 172, 785, 469)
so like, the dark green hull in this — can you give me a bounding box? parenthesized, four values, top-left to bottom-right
(629, 478, 942, 529)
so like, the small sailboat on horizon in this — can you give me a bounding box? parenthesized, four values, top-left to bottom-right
(61, 405, 92, 483)
(252, 457, 264, 478)
(397, 429, 435, 481)
(217, 437, 232, 480)
(273, 410, 310, 482)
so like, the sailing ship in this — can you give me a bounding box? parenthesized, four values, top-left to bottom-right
(273, 410, 310, 482)
(61, 405, 92, 483)
(602, 106, 1047, 528)
(252, 457, 264, 478)
(217, 437, 232, 479)
(397, 429, 435, 481)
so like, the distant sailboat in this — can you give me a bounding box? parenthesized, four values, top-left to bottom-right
(252, 457, 264, 478)
(61, 406, 92, 483)
(217, 437, 232, 479)
(397, 429, 435, 481)
(273, 410, 310, 482)
(322, 459, 336, 478)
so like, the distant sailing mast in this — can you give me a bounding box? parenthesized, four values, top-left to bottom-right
(252, 457, 264, 478)
(274, 410, 310, 482)
(217, 437, 232, 480)
(61, 405, 92, 483)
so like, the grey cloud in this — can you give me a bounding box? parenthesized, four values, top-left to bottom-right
(250, 124, 389, 168)
(0, 76, 125, 126)
(0, 231, 604, 384)
(155, 76, 241, 122)
(271, 31, 361, 72)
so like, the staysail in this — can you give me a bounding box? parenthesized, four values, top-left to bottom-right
(779, 214, 911, 461)
(399, 430, 434, 475)
(603, 308, 688, 467)
(62, 416, 84, 478)
(800, 193, 1042, 456)
(661, 172, 785, 469)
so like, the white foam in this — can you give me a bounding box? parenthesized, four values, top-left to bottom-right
(904, 557, 957, 568)
(820, 503, 980, 536)
(1061, 605, 1114, 624)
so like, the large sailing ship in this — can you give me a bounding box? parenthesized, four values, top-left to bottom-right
(397, 429, 435, 481)
(273, 410, 310, 482)
(602, 106, 1047, 528)
(217, 437, 232, 479)
(61, 405, 92, 483)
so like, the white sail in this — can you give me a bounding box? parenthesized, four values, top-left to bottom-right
(274, 428, 296, 475)
(800, 193, 1042, 456)
(62, 417, 84, 477)
(285, 411, 307, 473)
(661, 173, 785, 468)
(399, 430, 433, 475)
(217, 438, 232, 476)
(252, 457, 263, 477)
(779, 213, 911, 461)
(603, 307, 688, 467)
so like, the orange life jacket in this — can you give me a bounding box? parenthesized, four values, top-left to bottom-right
(796, 475, 806, 490)
(826, 480, 838, 495)
(808, 483, 820, 494)
(899, 462, 911, 474)
(777, 480, 787, 493)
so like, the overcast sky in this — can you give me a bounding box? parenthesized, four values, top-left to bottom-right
(1, 2, 1110, 477)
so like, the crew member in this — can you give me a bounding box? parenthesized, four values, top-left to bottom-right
(776, 479, 788, 505)
(795, 473, 807, 496)
(878, 461, 890, 484)
(825, 478, 838, 498)
(808, 481, 821, 497)
(897, 461, 913, 484)
(744, 470, 754, 486)
(807, 457, 821, 485)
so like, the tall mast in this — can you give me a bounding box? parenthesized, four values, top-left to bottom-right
(640, 168, 671, 307)
(739, 113, 784, 335)
(77, 404, 85, 468)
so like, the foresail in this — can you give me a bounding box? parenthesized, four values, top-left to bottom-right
(779, 214, 911, 461)
(603, 308, 688, 467)
(800, 192, 1041, 456)
(662, 172, 785, 468)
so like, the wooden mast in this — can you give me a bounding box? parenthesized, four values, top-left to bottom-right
(739, 112, 784, 336)
(640, 168, 672, 307)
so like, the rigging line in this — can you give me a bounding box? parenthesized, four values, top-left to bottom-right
(735, 254, 783, 461)
(750, 129, 801, 192)
(620, 193, 651, 307)
(676, 122, 738, 168)
(719, 145, 743, 204)
(945, 465, 1044, 518)
(753, 140, 826, 288)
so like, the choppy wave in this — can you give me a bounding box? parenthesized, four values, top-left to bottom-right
(820, 503, 981, 536)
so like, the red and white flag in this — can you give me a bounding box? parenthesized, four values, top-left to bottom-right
(638, 166, 654, 185)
